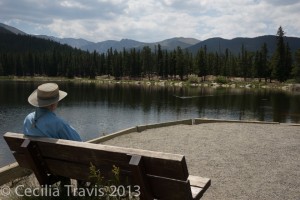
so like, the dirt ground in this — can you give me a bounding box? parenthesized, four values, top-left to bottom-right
(101, 123, 300, 200)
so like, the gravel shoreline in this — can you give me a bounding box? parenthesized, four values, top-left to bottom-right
(101, 123, 300, 200)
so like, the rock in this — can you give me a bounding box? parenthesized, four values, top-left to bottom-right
(211, 83, 220, 88)
(158, 81, 165, 86)
(261, 85, 269, 89)
(282, 85, 290, 90)
(174, 82, 183, 87)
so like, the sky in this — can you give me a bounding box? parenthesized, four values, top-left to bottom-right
(0, 0, 300, 43)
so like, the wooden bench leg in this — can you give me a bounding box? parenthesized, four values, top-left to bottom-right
(20, 139, 50, 185)
(129, 155, 154, 200)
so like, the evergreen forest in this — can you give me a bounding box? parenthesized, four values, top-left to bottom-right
(0, 26, 300, 82)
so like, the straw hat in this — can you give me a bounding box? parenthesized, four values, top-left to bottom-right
(28, 83, 67, 107)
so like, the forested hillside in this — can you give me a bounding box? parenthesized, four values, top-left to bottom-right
(0, 31, 92, 77)
(0, 26, 299, 82)
(188, 35, 300, 56)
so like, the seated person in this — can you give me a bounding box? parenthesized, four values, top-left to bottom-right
(23, 82, 82, 141)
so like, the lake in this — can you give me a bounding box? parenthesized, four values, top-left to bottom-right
(0, 80, 300, 167)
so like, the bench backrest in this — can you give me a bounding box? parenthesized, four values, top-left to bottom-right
(4, 132, 194, 199)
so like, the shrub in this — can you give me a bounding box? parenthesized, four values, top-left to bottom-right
(215, 76, 229, 84)
(285, 79, 297, 84)
(187, 75, 200, 84)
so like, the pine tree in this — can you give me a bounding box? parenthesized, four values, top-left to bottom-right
(253, 51, 260, 79)
(285, 43, 292, 81)
(240, 44, 249, 80)
(175, 46, 185, 80)
(260, 43, 270, 82)
(156, 44, 164, 78)
(195, 47, 207, 81)
(291, 49, 300, 82)
(254, 43, 269, 82)
(90, 50, 97, 79)
(271, 26, 288, 82)
(141, 46, 152, 80)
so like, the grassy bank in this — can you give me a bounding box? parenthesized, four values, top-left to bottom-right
(1, 75, 299, 92)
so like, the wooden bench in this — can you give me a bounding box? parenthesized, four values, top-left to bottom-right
(4, 132, 211, 200)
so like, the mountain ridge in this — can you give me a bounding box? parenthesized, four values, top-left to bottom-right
(1, 23, 300, 55)
(0, 23, 201, 52)
(187, 35, 300, 55)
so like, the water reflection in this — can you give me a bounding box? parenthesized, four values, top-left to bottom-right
(0, 80, 300, 167)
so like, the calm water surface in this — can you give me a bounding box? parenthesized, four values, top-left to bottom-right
(0, 80, 300, 167)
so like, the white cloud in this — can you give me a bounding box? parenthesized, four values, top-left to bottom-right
(48, 19, 90, 38)
(1, 0, 300, 42)
(60, 1, 90, 9)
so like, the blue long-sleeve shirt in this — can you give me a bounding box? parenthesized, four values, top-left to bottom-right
(23, 108, 82, 141)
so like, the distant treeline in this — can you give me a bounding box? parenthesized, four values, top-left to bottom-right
(0, 26, 299, 82)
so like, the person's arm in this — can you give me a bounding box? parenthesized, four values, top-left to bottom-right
(57, 119, 82, 141)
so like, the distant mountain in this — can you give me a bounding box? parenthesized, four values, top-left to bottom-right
(154, 37, 200, 50)
(80, 37, 200, 53)
(81, 39, 144, 53)
(33, 35, 200, 53)
(187, 35, 300, 55)
(129, 37, 200, 52)
(0, 23, 27, 35)
(0, 23, 200, 52)
(1, 23, 299, 56)
(36, 35, 94, 49)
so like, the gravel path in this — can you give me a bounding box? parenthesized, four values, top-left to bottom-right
(101, 123, 300, 200)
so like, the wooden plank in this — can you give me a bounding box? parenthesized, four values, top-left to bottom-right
(13, 153, 31, 169)
(3, 133, 27, 151)
(137, 119, 193, 132)
(191, 186, 204, 200)
(38, 142, 130, 164)
(4, 132, 184, 161)
(44, 158, 132, 181)
(88, 127, 137, 143)
(38, 142, 187, 180)
(189, 175, 211, 188)
(20, 139, 50, 185)
(148, 175, 193, 200)
(194, 118, 280, 125)
(129, 155, 154, 200)
(46, 159, 93, 180)
(189, 175, 211, 200)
